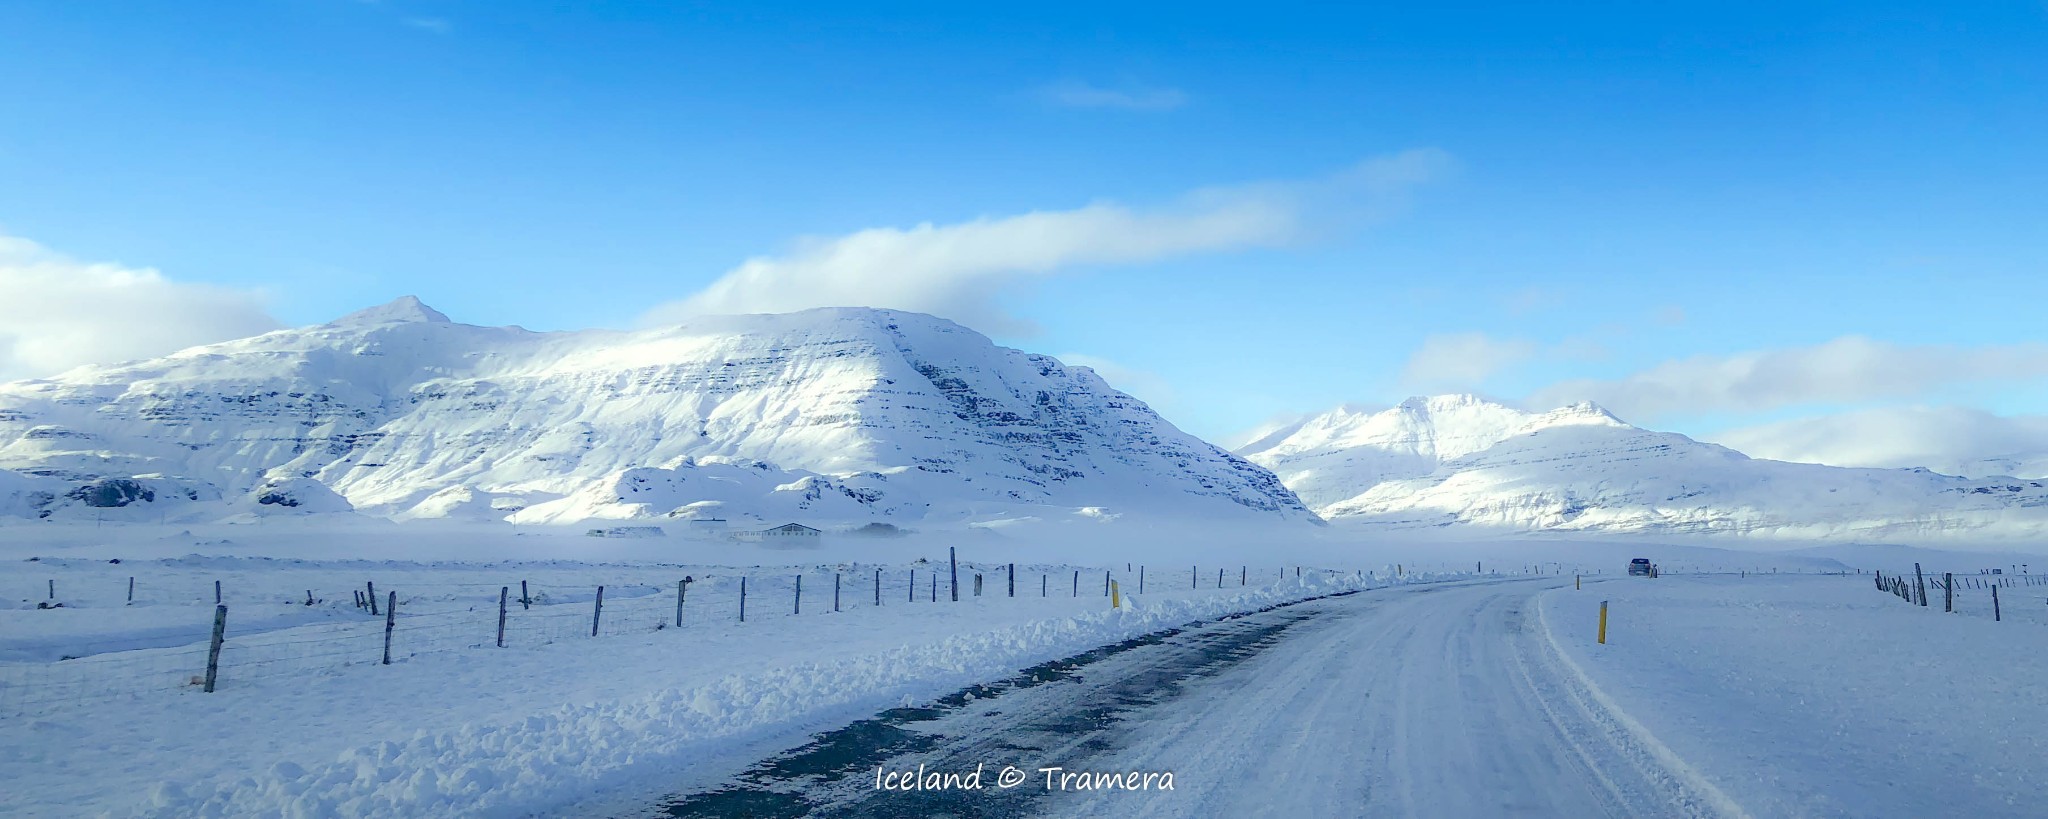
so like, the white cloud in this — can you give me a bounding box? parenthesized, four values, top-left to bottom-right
(1710, 406, 2048, 479)
(642, 149, 1454, 334)
(1400, 333, 1541, 390)
(402, 17, 451, 33)
(1529, 336, 2048, 422)
(1039, 80, 1188, 111)
(0, 235, 280, 381)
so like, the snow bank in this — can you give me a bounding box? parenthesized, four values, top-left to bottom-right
(0, 551, 1438, 818)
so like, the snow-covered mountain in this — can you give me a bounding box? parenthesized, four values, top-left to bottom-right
(0, 299, 1313, 526)
(1241, 395, 2048, 540)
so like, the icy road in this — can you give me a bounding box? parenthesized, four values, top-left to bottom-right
(642, 579, 1743, 818)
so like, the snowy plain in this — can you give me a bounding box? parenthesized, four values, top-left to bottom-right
(4, 519, 2046, 818)
(1543, 573, 2048, 817)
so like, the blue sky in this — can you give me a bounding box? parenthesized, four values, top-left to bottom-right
(2, 1, 2045, 461)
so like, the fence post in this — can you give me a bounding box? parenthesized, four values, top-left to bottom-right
(367, 581, 378, 616)
(1103, 571, 1109, 597)
(1041, 574, 1047, 597)
(929, 573, 935, 602)
(1944, 572, 1953, 613)
(498, 587, 509, 648)
(203, 604, 228, 692)
(795, 575, 802, 615)
(876, 569, 882, 606)
(214, 579, 222, 605)
(740, 577, 747, 622)
(355, 590, 363, 609)
(677, 580, 686, 627)
(1993, 584, 2001, 621)
(1598, 600, 1609, 644)
(592, 585, 605, 637)
(128, 576, 134, 604)
(1009, 563, 1015, 598)
(1241, 566, 1246, 586)
(521, 580, 530, 610)
(1073, 570, 1079, 597)
(382, 591, 396, 665)
(1219, 568, 1225, 588)
(950, 547, 959, 602)
(973, 574, 982, 597)
(1139, 566, 1145, 594)
(835, 573, 842, 613)
(908, 570, 915, 602)
(1915, 562, 1927, 607)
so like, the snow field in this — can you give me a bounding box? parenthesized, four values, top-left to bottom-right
(1540, 574, 2048, 817)
(0, 552, 1475, 818)
(1, 555, 1384, 714)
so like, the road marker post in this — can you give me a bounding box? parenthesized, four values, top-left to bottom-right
(1111, 580, 1121, 609)
(1598, 600, 1609, 644)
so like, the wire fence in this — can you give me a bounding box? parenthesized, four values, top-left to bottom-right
(1, 559, 1397, 717)
(1873, 564, 2048, 625)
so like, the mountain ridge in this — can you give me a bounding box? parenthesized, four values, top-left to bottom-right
(1242, 395, 2048, 540)
(0, 300, 1315, 526)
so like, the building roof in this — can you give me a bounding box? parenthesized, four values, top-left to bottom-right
(764, 523, 821, 533)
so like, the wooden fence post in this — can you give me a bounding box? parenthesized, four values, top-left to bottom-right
(875, 569, 882, 606)
(1103, 570, 1109, 597)
(740, 577, 747, 622)
(676, 580, 686, 627)
(381, 592, 396, 665)
(521, 580, 530, 610)
(1219, 567, 1225, 588)
(498, 587, 509, 647)
(949, 547, 959, 602)
(834, 573, 841, 613)
(367, 581, 378, 616)
(929, 573, 935, 602)
(203, 604, 227, 692)
(127, 576, 134, 604)
(1139, 566, 1145, 594)
(1241, 566, 1246, 586)
(592, 585, 605, 637)
(1073, 570, 1079, 597)
(214, 579, 222, 605)
(1193, 565, 1197, 589)
(1944, 573, 1953, 613)
(1915, 562, 1927, 607)
(1041, 574, 1046, 597)
(1008, 563, 1015, 598)
(795, 575, 802, 615)
(1993, 584, 2001, 621)
(908, 570, 915, 603)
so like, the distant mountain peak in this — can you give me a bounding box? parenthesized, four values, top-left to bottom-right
(329, 296, 451, 327)
(1533, 400, 1628, 428)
